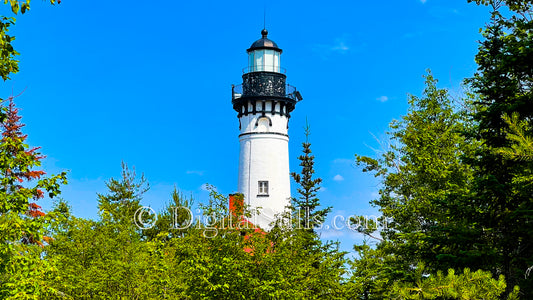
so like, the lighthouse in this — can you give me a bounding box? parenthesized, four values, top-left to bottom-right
(231, 29, 302, 229)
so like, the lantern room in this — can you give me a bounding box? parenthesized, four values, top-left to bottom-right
(246, 29, 282, 73)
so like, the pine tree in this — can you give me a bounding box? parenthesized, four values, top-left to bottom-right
(465, 0, 533, 295)
(291, 122, 331, 230)
(97, 161, 149, 226)
(143, 186, 194, 240)
(498, 112, 533, 161)
(350, 73, 494, 298)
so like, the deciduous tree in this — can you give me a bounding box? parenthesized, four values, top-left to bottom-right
(0, 96, 67, 299)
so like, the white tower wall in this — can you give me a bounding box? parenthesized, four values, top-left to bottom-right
(237, 107, 291, 228)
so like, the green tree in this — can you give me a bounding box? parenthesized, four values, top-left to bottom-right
(47, 165, 158, 299)
(391, 266, 519, 300)
(346, 240, 399, 299)
(97, 161, 149, 226)
(349, 73, 513, 298)
(143, 186, 194, 240)
(291, 123, 331, 230)
(46, 202, 159, 299)
(355, 73, 479, 272)
(465, 0, 533, 295)
(277, 124, 347, 298)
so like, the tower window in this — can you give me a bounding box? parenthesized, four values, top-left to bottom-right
(258, 181, 269, 196)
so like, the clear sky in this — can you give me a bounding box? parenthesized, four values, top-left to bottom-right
(1, 0, 492, 253)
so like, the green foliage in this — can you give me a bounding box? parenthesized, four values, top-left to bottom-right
(46, 203, 157, 299)
(97, 161, 149, 225)
(391, 266, 519, 300)
(465, 0, 533, 295)
(349, 72, 518, 299)
(44, 177, 348, 299)
(143, 186, 194, 240)
(0, 17, 18, 81)
(355, 72, 480, 272)
(291, 122, 331, 230)
(346, 241, 396, 299)
(497, 113, 533, 161)
(46, 166, 157, 299)
(348, 245, 515, 300)
(278, 124, 347, 298)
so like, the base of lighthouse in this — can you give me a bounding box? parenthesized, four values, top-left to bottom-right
(238, 132, 291, 229)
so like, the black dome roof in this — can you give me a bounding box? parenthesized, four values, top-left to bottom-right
(247, 29, 282, 53)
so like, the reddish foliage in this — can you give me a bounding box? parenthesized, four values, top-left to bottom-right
(1, 98, 48, 244)
(28, 202, 41, 209)
(24, 234, 43, 247)
(28, 202, 45, 218)
(24, 170, 45, 180)
(1, 98, 46, 183)
(35, 189, 44, 199)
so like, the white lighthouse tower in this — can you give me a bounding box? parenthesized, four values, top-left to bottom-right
(232, 29, 302, 229)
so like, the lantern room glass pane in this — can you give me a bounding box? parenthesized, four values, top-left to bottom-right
(248, 51, 254, 71)
(254, 50, 264, 71)
(264, 50, 274, 72)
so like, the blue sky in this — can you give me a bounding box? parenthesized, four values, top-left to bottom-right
(1, 0, 491, 253)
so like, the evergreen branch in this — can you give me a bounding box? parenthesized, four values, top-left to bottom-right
(497, 113, 533, 160)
